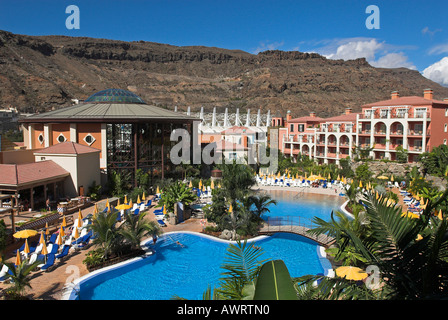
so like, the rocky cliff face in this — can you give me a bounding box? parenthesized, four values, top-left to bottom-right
(1, 30, 448, 117)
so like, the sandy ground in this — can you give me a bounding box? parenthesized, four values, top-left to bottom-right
(0, 183, 370, 300)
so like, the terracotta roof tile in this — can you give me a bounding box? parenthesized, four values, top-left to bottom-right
(0, 161, 69, 187)
(221, 126, 255, 134)
(363, 96, 448, 107)
(288, 116, 324, 123)
(34, 141, 100, 155)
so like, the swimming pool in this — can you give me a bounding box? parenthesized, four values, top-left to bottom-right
(259, 189, 345, 222)
(69, 232, 331, 300)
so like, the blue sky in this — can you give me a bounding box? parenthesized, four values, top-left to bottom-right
(1, 0, 448, 85)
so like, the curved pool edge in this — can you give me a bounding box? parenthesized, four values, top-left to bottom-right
(62, 231, 334, 300)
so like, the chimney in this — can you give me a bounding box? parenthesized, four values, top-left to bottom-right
(310, 111, 316, 118)
(345, 108, 352, 115)
(286, 110, 292, 121)
(242, 135, 248, 148)
(391, 91, 400, 100)
(424, 88, 433, 100)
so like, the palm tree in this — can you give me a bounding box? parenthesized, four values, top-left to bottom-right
(3, 260, 41, 299)
(120, 212, 162, 250)
(157, 180, 197, 213)
(88, 211, 122, 259)
(302, 188, 448, 299)
(247, 194, 277, 219)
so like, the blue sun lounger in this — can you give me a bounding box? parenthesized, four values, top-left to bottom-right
(40, 253, 56, 271)
(157, 219, 167, 227)
(55, 245, 70, 260)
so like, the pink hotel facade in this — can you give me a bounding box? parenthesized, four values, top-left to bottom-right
(275, 89, 448, 164)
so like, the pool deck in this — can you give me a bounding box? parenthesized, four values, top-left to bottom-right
(0, 202, 207, 300)
(0, 185, 347, 300)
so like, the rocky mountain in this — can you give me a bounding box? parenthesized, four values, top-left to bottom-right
(1, 29, 448, 118)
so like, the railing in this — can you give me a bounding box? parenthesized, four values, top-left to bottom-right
(260, 216, 335, 246)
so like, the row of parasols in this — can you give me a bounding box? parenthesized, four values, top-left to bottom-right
(12, 209, 86, 266)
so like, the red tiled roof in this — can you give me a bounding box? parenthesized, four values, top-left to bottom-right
(363, 96, 448, 108)
(221, 126, 255, 134)
(288, 116, 324, 123)
(34, 141, 100, 155)
(324, 113, 360, 122)
(0, 161, 69, 187)
(215, 139, 248, 151)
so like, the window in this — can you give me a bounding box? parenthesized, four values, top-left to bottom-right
(446, 108, 448, 117)
(83, 133, 96, 146)
(38, 133, 44, 145)
(445, 124, 448, 133)
(298, 124, 304, 132)
(290, 124, 294, 132)
(444, 139, 447, 145)
(57, 134, 66, 143)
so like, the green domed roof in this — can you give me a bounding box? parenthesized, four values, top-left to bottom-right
(84, 88, 146, 104)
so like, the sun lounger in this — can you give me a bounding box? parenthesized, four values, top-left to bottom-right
(40, 254, 56, 271)
(157, 219, 167, 227)
(48, 233, 57, 244)
(0, 264, 10, 282)
(56, 245, 71, 260)
(133, 208, 140, 216)
(50, 243, 59, 255)
(144, 199, 152, 209)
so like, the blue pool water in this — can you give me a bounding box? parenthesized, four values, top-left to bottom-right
(77, 232, 326, 300)
(260, 189, 345, 222)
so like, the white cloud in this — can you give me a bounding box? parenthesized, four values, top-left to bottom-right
(253, 41, 284, 54)
(370, 52, 416, 70)
(428, 43, 448, 55)
(325, 39, 383, 61)
(320, 38, 416, 70)
(422, 57, 448, 86)
(422, 26, 442, 37)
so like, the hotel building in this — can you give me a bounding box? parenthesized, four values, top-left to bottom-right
(276, 89, 448, 164)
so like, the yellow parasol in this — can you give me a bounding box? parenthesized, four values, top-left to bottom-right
(337, 174, 340, 181)
(13, 229, 38, 239)
(327, 173, 331, 180)
(402, 211, 420, 219)
(45, 222, 49, 235)
(437, 209, 443, 220)
(56, 233, 63, 245)
(116, 203, 132, 210)
(73, 227, 79, 239)
(137, 195, 141, 204)
(117, 198, 121, 206)
(62, 215, 67, 227)
(77, 209, 83, 227)
(163, 205, 167, 215)
(359, 180, 363, 188)
(41, 240, 48, 255)
(377, 175, 388, 180)
(156, 186, 160, 194)
(124, 195, 128, 204)
(59, 225, 65, 237)
(390, 175, 394, 182)
(296, 173, 299, 179)
(228, 203, 233, 213)
(15, 250, 21, 266)
(335, 266, 368, 281)
(416, 234, 423, 241)
(189, 180, 193, 188)
(210, 180, 215, 189)
(142, 192, 146, 201)
(199, 180, 203, 189)
(39, 231, 46, 245)
(23, 238, 30, 255)
(93, 203, 99, 215)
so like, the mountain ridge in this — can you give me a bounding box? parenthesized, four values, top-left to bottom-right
(1, 29, 447, 118)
